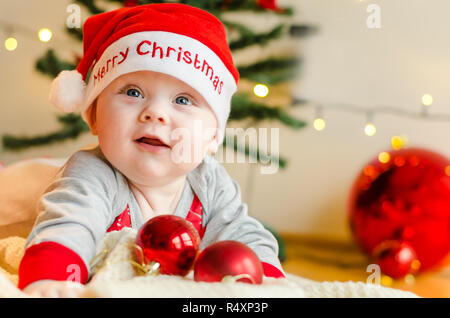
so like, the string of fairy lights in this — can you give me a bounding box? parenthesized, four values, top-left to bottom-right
(2, 19, 449, 158)
(254, 82, 449, 153)
(0, 20, 54, 49)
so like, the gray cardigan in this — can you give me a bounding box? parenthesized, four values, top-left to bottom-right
(26, 146, 284, 278)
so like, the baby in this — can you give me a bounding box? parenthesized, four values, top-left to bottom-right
(19, 3, 284, 297)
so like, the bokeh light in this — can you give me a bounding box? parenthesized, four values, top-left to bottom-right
(253, 84, 269, 98)
(38, 28, 53, 42)
(364, 123, 376, 136)
(4, 37, 18, 51)
(313, 118, 326, 131)
(421, 94, 433, 106)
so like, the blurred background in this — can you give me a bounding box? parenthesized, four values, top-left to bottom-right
(0, 0, 449, 296)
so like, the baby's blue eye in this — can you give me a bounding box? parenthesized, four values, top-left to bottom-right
(175, 96, 191, 106)
(126, 88, 142, 98)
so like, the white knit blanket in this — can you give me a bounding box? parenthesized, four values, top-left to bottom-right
(0, 228, 419, 298)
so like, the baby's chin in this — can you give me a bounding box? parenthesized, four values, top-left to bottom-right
(121, 161, 193, 185)
(102, 144, 207, 183)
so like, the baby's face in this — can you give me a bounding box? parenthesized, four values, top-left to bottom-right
(89, 70, 218, 185)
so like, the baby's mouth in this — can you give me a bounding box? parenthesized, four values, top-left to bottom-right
(136, 137, 171, 148)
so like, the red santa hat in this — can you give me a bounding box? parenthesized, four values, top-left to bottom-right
(50, 3, 239, 145)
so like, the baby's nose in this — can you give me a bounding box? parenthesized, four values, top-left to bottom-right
(139, 105, 169, 124)
(141, 114, 165, 123)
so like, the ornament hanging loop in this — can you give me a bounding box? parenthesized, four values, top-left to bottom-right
(129, 243, 161, 276)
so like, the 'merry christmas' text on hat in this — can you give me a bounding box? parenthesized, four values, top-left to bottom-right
(49, 3, 240, 145)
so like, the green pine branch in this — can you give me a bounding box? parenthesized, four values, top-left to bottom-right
(238, 56, 301, 84)
(289, 24, 318, 38)
(221, 19, 255, 38)
(2, 114, 89, 151)
(229, 24, 284, 50)
(223, 134, 287, 170)
(66, 25, 83, 42)
(75, 0, 105, 14)
(230, 94, 307, 129)
(135, 0, 293, 15)
(35, 49, 76, 78)
(245, 67, 300, 85)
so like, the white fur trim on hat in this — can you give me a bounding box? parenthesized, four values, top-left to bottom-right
(49, 70, 86, 113)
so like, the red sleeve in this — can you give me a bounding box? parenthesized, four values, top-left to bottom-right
(261, 262, 285, 278)
(18, 241, 89, 290)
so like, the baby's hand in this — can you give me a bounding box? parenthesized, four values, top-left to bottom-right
(23, 280, 85, 298)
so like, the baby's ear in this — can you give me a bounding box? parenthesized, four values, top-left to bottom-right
(86, 101, 98, 136)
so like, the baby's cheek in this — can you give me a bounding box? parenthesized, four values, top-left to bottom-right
(98, 128, 120, 152)
(169, 135, 206, 166)
(99, 113, 130, 142)
(97, 124, 130, 168)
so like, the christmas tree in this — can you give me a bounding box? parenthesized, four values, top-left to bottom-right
(2, 0, 315, 171)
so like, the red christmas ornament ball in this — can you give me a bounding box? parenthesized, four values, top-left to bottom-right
(135, 215, 200, 276)
(373, 240, 418, 279)
(194, 240, 263, 284)
(348, 147, 450, 277)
